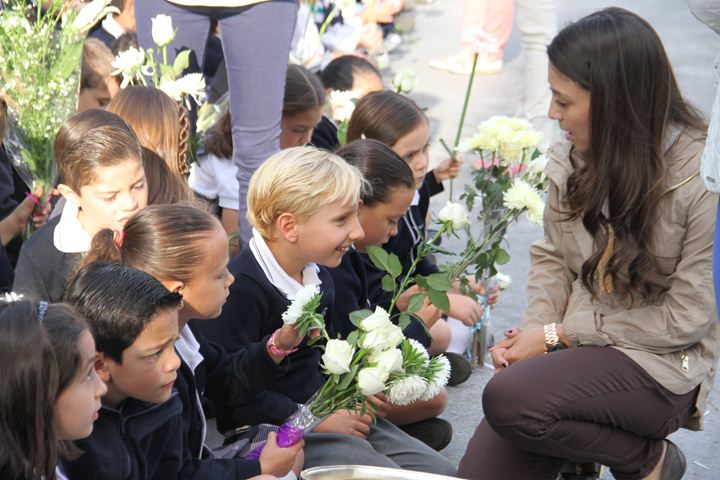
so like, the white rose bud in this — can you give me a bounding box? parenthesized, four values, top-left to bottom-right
(360, 306, 391, 332)
(369, 348, 404, 374)
(392, 68, 417, 94)
(321, 339, 355, 375)
(437, 201, 471, 231)
(357, 366, 389, 396)
(152, 14, 176, 48)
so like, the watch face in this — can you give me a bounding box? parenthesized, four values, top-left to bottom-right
(548, 344, 566, 353)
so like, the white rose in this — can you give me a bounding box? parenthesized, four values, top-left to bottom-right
(392, 68, 417, 94)
(494, 272, 512, 290)
(361, 323, 405, 352)
(360, 306, 391, 332)
(357, 366, 389, 396)
(329, 90, 357, 123)
(437, 201, 470, 231)
(151, 14, 176, 47)
(71, 0, 119, 34)
(369, 347, 404, 374)
(321, 339, 355, 375)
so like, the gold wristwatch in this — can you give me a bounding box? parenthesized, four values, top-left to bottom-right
(543, 323, 565, 353)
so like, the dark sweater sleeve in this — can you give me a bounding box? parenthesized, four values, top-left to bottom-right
(425, 171, 445, 197)
(13, 240, 52, 300)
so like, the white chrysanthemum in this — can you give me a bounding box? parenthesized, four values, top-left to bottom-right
(503, 179, 541, 212)
(329, 90, 357, 123)
(386, 376, 428, 405)
(406, 338, 430, 363)
(437, 201, 471, 232)
(420, 355, 451, 401)
(526, 194, 545, 226)
(282, 285, 320, 325)
(112, 47, 146, 87)
(159, 73, 206, 106)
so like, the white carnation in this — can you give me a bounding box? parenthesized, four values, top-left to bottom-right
(386, 376, 428, 405)
(282, 284, 321, 325)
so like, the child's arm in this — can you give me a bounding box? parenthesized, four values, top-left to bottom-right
(259, 432, 304, 477)
(313, 410, 373, 438)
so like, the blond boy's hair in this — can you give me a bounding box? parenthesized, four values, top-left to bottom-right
(248, 146, 365, 240)
(81, 38, 115, 91)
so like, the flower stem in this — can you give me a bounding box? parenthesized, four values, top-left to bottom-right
(448, 52, 479, 201)
(319, 6, 339, 38)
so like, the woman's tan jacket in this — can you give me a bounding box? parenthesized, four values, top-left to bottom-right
(521, 127, 719, 430)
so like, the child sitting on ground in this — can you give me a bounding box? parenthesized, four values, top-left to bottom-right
(195, 146, 457, 475)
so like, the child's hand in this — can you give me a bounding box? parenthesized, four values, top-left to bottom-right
(366, 394, 391, 418)
(0, 186, 50, 245)
(259, 431, 304, 478)
(446, 294, 483, 326)
(313, 410, 372, 438)
(433, 156, 464, 183)
(396, 285, 422, 312)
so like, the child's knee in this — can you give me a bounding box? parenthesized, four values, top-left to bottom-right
(427, 319, 451, 355)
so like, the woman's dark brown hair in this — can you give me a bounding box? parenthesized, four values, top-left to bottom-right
(204, 64, 326, 159)
(81, 204, 221, 285)
(346, 90, 427, 147)
(549, 7, 706, 300)
(0, 301, 88, 479)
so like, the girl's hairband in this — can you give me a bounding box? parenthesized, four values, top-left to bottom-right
(113, 229, 125, 247)
(38, 301, 48, 323)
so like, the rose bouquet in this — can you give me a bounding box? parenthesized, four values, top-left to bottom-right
(0, 0, 117, 198)
(245, 305, 449, 457)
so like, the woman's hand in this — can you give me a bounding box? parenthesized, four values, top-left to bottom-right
(491, 327, 547, 367)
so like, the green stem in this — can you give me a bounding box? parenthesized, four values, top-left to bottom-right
(319, 6, 339, 38)
(448, 52, 479, 201)
(388, 226, 448, 315)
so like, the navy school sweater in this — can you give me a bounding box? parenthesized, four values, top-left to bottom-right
(330, 248, 431, 348)
(194, 248, 336, 433)
(172, 327, 291, 479)
(363, 174, 444, 309)
(62, 394, 183, 480)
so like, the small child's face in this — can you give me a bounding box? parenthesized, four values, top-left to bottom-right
(102, 308, 180, 406)
(357, 186, 415, 250)
(53, 330, 107, 441)
(280, 105, 324, 149)
(77, 77, 120, 112)
(295, 199, 364, 268)
(70, 158, 148, 236)
(178, 225, 234, 321)
(392, 120, 431, 188)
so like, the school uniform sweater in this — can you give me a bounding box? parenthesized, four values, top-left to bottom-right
(194, 248, 336, 433)
(330, 248, 431, 347)
(362, 174, 444, 309)
(62, 394, 183, 480)
(172, 326, 291, 479)
(310, 115, 340, 152)
(13, 215, 80, 302)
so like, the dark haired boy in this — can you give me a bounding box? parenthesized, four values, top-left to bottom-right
(63, 261, 184, 479)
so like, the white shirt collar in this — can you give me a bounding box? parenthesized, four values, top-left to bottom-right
(411, 190, 420, 206)
(53, 198, 92, 254)
(101, 14, 126, 40)
(176, 325, 204, 373)
(248, 228, 322, 300)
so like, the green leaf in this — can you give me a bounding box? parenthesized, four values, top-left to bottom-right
(415, 275, 428, 289)
(427, 288, 450, 312)
(159, 63, 175, 80)
(426, 273, 453, 291)
(366, 245, 390, 272)
(398, 313, 411, 330)
(337, 120, 349, 145)
(173, 49, 191, 76)
(387, 253, 402, 278)
(346, 330, 359, 347)
(494, 249, 510, 265)
(337, 364, 359, 391)
(381, 274, 396, 292)
(349, 309, 373, 327)
(406, 293, 426, 315)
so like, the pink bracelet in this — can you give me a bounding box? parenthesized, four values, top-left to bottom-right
(267, 330, 298, 357)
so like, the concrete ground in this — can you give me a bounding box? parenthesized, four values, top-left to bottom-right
(388, 0, 720, 478)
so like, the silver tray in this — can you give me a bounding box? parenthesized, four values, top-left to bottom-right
(301, 465, 461, 480)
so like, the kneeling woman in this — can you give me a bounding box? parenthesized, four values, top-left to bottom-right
(459, 7, 718, 480)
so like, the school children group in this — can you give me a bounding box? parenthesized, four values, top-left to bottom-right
(1, 5, 719, 480)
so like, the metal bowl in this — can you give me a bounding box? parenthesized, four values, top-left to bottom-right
(300, 465, 460, 480)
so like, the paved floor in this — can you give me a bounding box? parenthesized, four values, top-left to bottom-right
(389, 0, 720, 478)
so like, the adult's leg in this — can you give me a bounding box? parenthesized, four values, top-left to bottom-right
(134, 0, 212, 70)
(366, 417, 457, 476)
(217, 1, 297, 245)
(459, 347, 696, 479)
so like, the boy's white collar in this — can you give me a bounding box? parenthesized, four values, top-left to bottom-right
(53, 198, 92, 254)
(248, 228, 321, 300)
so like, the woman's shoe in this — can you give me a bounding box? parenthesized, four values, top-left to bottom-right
(660, 440, 686, 480)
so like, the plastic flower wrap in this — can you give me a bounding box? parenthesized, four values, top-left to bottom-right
(0, 0, 117, 196)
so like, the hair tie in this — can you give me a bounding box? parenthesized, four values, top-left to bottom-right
(113, 229, 125, 247)
(38, 301, 48, 322)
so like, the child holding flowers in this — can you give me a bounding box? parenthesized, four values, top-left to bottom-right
(196, 146, 456, 475)
(80, 203, 304, 479)
(14, 109, 148, 302)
